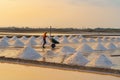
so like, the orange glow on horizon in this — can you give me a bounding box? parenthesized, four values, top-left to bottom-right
(0, 0, 120, 28)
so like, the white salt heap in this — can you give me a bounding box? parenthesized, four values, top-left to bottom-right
(116, 37, 120, 42)
(60, 36, 69, 44)
(70, 37, 79, 43)
(87, 54, 113, 68)
(110, 38, 116, 42)
(78, 35, 83, 39)
(64, 51, 89, 66)
(68, 35, 73, 39)
(96, 37, 103, 42)
(29, 36, 36, 40)
(61, 35, 67, 39)
(112, 38, 117, 42)
(18, 46, 41, 60)
(106, 42, 117, 50)
(1, 36, 9, 41)
(88, 38, 95, 42)
(79, 38, 87, 43)
(94, 43, 107, 51)
(26, 37, 37, 46)
(10, 36, 18, 41)
(20, 36, 28, 41)
(103, 37, 109, 42)
(0, 39, 9, 47)
(12, 39, 24, 47)
(57, 46, 76, 55)
(76, 43, 93, 53)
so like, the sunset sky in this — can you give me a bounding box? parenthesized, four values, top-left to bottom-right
(0, 0, 120, 28)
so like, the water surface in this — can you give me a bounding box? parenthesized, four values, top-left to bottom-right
(0, 63, 119, 80)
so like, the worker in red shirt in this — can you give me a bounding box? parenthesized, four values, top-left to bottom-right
(42, 32, 47, 48)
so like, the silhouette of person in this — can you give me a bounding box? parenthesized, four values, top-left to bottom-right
(42, 32, 47, 48)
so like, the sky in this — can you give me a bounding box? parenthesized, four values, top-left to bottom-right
(0, 0, 120, 28)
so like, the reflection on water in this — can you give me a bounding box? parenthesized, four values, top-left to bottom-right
(0, 63, 119, 80)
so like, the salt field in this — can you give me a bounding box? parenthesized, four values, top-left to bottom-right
(0, 34, 120, 80)
(1, 0, 120, 79)
(0, 35, 120, 80)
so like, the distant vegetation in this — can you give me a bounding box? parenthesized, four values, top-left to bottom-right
(0, 27, 120, 33)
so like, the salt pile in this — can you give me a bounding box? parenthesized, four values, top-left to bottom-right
(106, 42, 117, 50)
(61, 35, 67, 38)
(70, 37, 79, 43)
(68, 35, 73, 39)
(10, 36, 18, 41)
(87, 54, 113, 68)
(114, 38, 118, 42)
(112, 38, 117, 42)
(110, 38, 116, 42)
(96, 37, 103, 42)
(79, 38, 87, 43)
(115, 38, 119, 42)
(59, 35, 66, 40)
(116, 37, 120, 42)
(94, 43, 107, 51)
(18, 46, 41, 60)
(103, 37, 109, 42)
(26, 37, 37, 46)
(20, 36, 28, 41)
(12, 39, 24, 47)
(64, 51, 89, 66)
(78, 35, 83, 39)
(1, 36, 9, 41)
(60, 36, 69, 44)
(29, 36, 36, 40)
(88, 38, 95, 42)
(76, 43, 93, 53)
(57, 46, 76, 55)
(0, 39, 9, 47)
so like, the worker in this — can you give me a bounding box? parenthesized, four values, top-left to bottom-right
(42, 32, 47, 48)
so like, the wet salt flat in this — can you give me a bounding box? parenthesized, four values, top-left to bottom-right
(0, 63, 119, 80)
(0, 44, 120, 69)
(0, 35, 120, 69)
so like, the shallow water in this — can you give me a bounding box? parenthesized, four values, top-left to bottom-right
(0, 63, 119, 80)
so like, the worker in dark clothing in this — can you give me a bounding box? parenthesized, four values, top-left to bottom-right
(42, 32, 47, 48)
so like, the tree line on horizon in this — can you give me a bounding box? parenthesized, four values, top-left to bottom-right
(0, 27, 120, 33)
